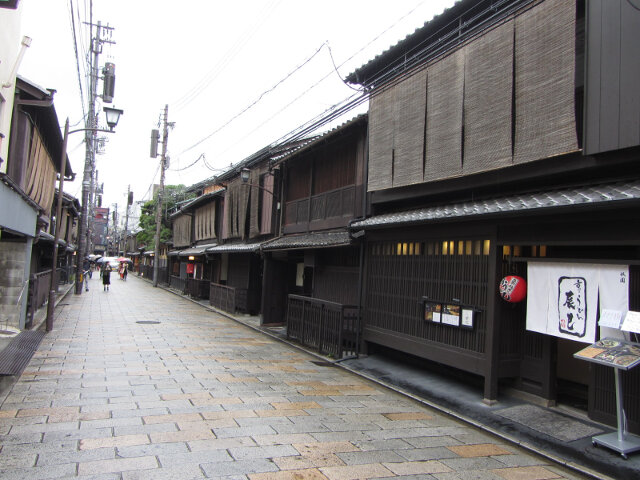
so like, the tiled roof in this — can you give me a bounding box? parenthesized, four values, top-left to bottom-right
(351, 180, 640, 229)
(206, 242, 263, 253)
(262, 231, 352, 251)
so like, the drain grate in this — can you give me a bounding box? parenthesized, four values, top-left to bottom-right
(136, 321, 161, 325)
(0, 330, 46, 375)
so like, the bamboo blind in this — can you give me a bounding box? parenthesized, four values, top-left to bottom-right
(425, 48, 464, 182)
(25, 127, 56, 216)
(368, 85, 395, 191)
(172, 214, 192, 247)
(394, 69, 427, 187)
(260, 172, 275, 235)
(194, 202, 216, 242)
(514, 0, 577, 164)
(463, 20, 514, 174)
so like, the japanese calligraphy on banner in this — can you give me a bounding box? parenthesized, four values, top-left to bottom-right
(526, 263, 629, 343)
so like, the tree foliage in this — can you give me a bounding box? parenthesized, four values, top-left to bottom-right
(136, 185, 192, 249)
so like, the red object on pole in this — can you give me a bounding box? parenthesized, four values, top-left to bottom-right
(499, 275, 527, 303)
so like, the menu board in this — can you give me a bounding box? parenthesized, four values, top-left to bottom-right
(574, 338, 640, 370)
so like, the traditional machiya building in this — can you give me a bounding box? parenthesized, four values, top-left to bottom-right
(346, 0, 640, 434)
(261, 115, 367, 358)
(1, 75, 74, 329)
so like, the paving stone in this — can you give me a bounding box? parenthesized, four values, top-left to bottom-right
(201, 458, 279, 477)
(398, 446, 462, 461)
(0, 278, 585, 480)
(36, 446, 115, 466)
(78, 455, 159, 476)
(157, 448, 232, 467)
(319, 462, 395, 480)
(228, 444, 299, 460)
(0, 462, 77, 479)
(490, 466, 563, 480)
(248, 468, 329, 480)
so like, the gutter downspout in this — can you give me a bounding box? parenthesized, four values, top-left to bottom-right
(1, 36, 32, 89)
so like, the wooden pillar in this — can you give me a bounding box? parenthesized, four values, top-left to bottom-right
(483, 229, 501, 404)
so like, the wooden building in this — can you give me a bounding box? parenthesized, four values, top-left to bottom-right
(261, 116, 367, 357)
(346, 0, 640, 432)
(1, 76, 74, 329)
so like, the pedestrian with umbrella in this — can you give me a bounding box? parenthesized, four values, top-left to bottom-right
(102, 262, 112, 291)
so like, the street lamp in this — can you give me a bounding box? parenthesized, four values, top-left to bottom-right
(103, 106, 123, 131)
(240, 167, 274, 195)
(47, 107, 124, 331)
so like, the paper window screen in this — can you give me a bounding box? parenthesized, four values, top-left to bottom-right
(425, 49, 465, 182)
(368, 85, 395, 191)
(394, 68, 427, 187)
(514, 0, 577, 164)
(463, 20, 514, 174)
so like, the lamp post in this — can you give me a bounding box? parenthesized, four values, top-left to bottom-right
(47, 107, 123, 331)
(75, 106, 123, 295)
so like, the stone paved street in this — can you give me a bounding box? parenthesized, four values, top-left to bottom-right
(0, 275, 589, 480)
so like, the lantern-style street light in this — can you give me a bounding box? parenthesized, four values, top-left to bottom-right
(47, 107, 123, 331)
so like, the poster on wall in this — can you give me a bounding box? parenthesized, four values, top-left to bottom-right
(526, 263, 628, 343)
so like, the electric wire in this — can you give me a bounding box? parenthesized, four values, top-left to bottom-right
(68, 0, 87, 120)
(172, 0, 282, 112)
(177, 42, 328, 157)
(172, 1, 433, 169)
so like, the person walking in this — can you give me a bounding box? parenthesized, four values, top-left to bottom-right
(122, 263, 128, 281)
(102, 263, 112, 291)
(82, 258, 91, 291)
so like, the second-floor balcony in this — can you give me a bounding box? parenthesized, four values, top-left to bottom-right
(284, 185, 357, 233)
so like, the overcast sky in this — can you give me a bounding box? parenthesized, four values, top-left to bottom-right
(18, 0, 454, 226)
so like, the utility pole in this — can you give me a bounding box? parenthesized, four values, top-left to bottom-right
(153, 105, 169, 287)
(123, 184, 131, 255)
(111, 203, 120, 257)
(75, 20, 115, 294)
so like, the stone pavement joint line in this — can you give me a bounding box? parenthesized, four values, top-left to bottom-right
(0, 275, 588, 479)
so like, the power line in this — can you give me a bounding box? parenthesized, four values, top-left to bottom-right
(177, 42, 328, 157)
(171, 0, 282, 112)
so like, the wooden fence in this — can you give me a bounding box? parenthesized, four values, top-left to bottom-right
(169, 275, 187, 294)
(187, 278, 210, 300)
(286, 294, 359, 358)
(209, 283, 248, 314)
(26, 270, 51, 329)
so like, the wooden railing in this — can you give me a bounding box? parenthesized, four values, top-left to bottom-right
(26, 270, 52, 329)
(209, 283, 248, 313)
(187, 278, 210, 300)
(169, 275, 187, 294)
(286, 294, 359, 358)
(285, 185, 355, 227)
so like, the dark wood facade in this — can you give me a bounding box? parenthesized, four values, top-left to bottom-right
(262, 117, 367, 360)
(346, 0, 640, 433)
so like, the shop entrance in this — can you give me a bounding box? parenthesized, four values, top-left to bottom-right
(556, 337, 589, 411)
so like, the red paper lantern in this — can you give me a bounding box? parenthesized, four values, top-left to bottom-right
(499, 275, 527, 303)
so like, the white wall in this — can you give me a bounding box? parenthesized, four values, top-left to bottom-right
(0, 3, 23, 172)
